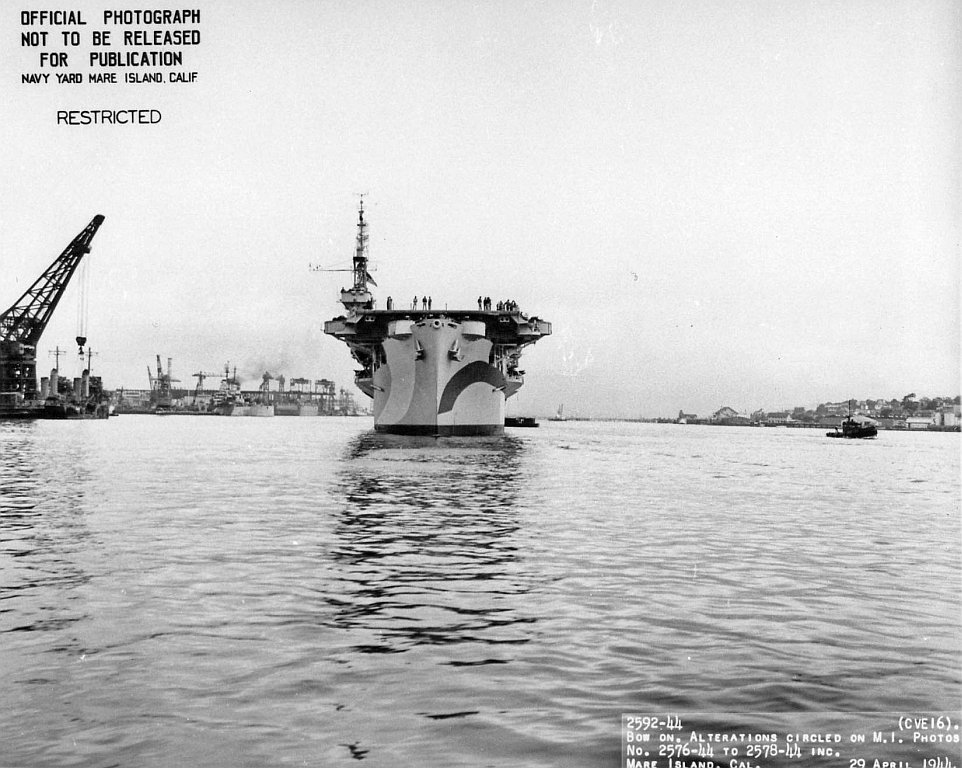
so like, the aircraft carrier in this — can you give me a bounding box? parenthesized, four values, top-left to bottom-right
(323, 200, 551, 435)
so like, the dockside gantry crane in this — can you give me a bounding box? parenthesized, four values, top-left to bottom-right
(192, 370, 219, 392)
(0, 216, 106, 403)
(148, 355, 180, 409)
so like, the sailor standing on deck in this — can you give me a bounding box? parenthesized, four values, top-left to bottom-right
(413, 296, 418, 309)
(477, 296, 482, 310)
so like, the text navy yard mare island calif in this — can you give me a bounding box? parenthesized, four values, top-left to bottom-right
(322, 200, 551, 436)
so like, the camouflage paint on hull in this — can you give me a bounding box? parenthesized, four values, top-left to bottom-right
(324, 310, 551, 437)
(321, 201, 550, 436)
(373, 318, 504, 435)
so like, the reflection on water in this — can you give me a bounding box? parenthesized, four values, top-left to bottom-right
(0, 424, 95, 643)
(0, 419, 957, 768)
(328, 432, 538, 656)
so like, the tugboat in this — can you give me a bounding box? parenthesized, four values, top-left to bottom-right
(505, 415, 539, 428)
(827, 402, 878, 439)
(323, 198, 552, 436)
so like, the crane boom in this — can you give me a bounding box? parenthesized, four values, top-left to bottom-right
(0, 215, 105, 401)
(0, 215, 105, 346)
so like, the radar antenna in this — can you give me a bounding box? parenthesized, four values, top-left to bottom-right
(351, 195, 376, 292)
(312, 197, 377, 312)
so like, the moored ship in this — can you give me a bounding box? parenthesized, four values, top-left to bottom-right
(210, 364, 247, 416)
(323, 200, 551, 436)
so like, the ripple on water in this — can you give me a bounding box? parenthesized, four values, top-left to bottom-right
(0, 418, 958, 766)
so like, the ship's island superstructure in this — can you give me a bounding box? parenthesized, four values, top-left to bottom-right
(323, 201, 551, 435)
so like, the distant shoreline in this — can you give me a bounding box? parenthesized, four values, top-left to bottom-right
(543, 418, 961, 433)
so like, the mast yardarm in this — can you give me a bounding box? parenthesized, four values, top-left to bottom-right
(353, 198, 369, 292)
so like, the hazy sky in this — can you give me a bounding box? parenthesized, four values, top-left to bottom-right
(1, 0, 958, 417)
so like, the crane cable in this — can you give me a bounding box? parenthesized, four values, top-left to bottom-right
(75, 257, 89, 366)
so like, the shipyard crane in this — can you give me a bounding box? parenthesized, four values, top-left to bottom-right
(314, 378, 335, 414)
(260, 371, 273, 393)
(149, 355, 180, 409)
(192, 370, 218, 393)
(0, 215, 105, 401)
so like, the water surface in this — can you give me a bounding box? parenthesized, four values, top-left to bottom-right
(1, 417, 958, 766)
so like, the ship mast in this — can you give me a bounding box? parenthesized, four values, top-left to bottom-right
(339, 196, 375, 312)
(352, 196, 369, 293)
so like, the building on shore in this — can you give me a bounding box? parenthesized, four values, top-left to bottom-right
(711, 406, 751, 426)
